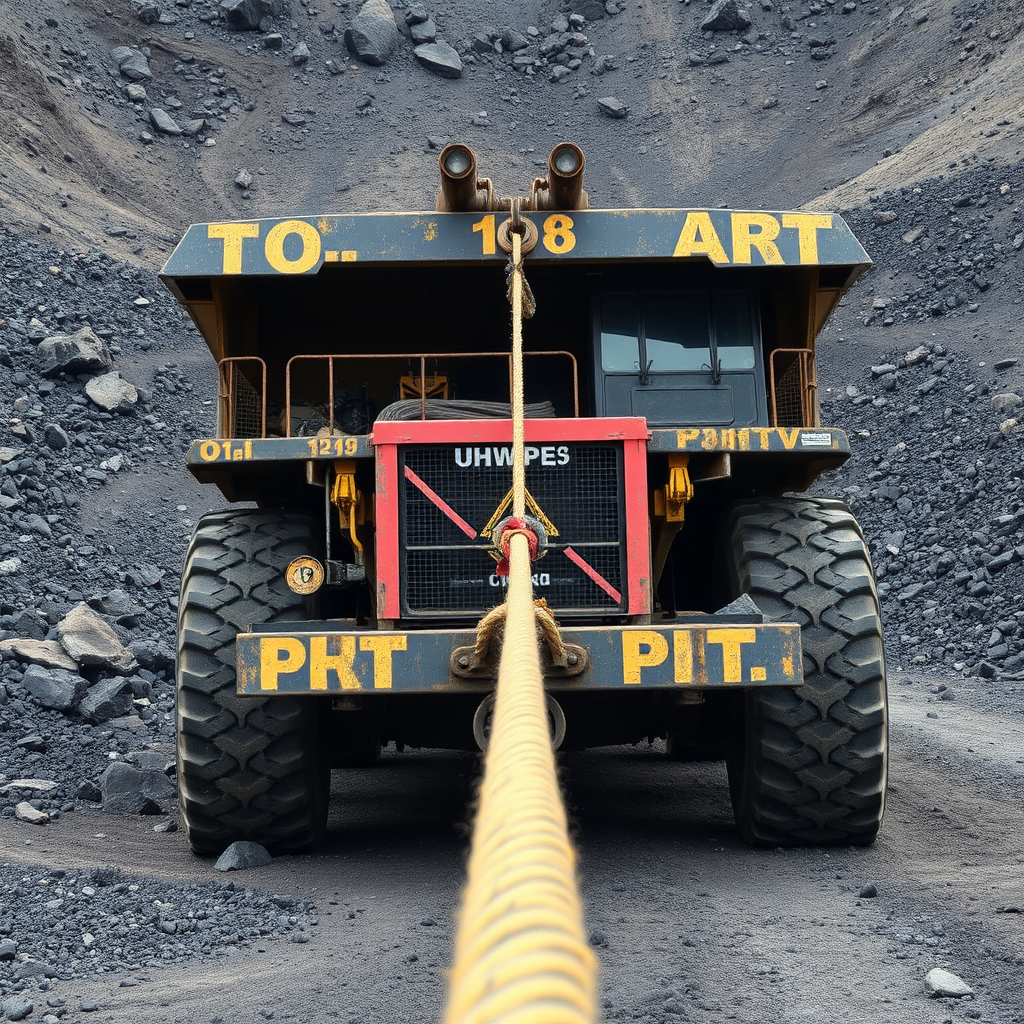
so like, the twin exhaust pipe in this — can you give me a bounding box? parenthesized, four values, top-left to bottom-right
(436, 142, 588, 214)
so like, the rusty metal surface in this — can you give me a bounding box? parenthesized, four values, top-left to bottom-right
(235, 622, 802, 695)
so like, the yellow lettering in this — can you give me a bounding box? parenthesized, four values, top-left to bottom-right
(199, 440, 221, 462)
(778, 428, 801, 449)
(264, 220, 322, 274)
(737, 430, 751, 451)
(542, 214, 576, 254)
(622, 630, 669, 684)
(472, 214, 496, 255)
(731, 212, 784, 265)
(672, 211, 730, 263)
(677, 428, 701, 448)
(720, 429, 736, 450)
(359, 635, 407, 689)
(782, 213, 832, 264)
(259, 637, 306, 691)
(706, 628, 757, 684)
(310, 635, 359, 690)
(673, 631, 693, 684)
(207, 222, 259, 274)
(701, 428, 719, 450)
(750, 428, 772, 449)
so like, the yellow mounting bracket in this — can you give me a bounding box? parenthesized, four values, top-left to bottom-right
(654, 454, 693, 523)
(330, 460, 364, 552)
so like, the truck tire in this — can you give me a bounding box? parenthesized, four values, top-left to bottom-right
(176, 510, 328, 855)
(719, 498, 887, 847)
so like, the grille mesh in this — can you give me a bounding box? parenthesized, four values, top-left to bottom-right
(401, 443, 625, 617)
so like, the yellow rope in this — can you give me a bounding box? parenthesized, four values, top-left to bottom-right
(442, 225, 599, 1024)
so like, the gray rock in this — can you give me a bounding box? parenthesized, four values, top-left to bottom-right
(17, 663, 89, 710)
(85, 372, 139, 413)
(100, 761, 175, 814)
(111, 46, 152, 80)
(37, 326, 113, 377)
(414, 41, 463, 78)
(410, 18, 436, 44)
(345, 0, 399, 66)
(0, 638, 78, 672)
(991, 392, 1022, 413)
(134, 2, 160, 25)
(263, 31, 284, 48)
(221, 0, 275, 30)
(597, 95, 628, 118)
(78, 677, 134, 723)
(0, 939, 16, 959)
(125, 81, 147, 101)
(235, 168, 254, 189)
(57, 603, 138, 674)
(44, 423, 70, 450)
(291, 41, 311, 64)
(501, 28, 530, 51)
(405, 3, 428, 23)
(857, 883, 877, 898)
(2, 996, 34, 1022)
(700, 0, 752, 32)
(924, 967, 973, 997)
(150, 108, 183, 135)
(215, 841, 274, 871)
(872, 210, 898, 225)
(181, 118, 207, 136)
(15, 801, 50, 825)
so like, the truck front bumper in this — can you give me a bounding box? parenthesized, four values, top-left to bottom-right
(236, 621, 802, 695)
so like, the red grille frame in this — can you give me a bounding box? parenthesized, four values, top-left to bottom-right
(372, 418, 651, 621)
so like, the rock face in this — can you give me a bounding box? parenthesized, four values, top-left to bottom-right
(345, 0, 399, 66)
(701, 0, 752, 32)
(220, 0, 276, 30)
(57, 603, 138, 674)
(36, 326, 113, 377)
(414, 41, 463, 79)
(85, 371, 139, 413)
(17, 664, 90, 711)
(100, 761, 175, 814)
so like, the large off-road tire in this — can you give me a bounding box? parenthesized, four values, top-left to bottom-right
(719, 498, 888, 847)
(176, 510, 329, 855)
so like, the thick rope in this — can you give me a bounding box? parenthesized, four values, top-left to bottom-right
(442, 226, 599, 1024)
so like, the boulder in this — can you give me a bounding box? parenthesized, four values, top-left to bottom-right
(345, 0, 399, 66)
(924, 968, 973, 998)
(220, 0, 275, 30)
(17, 663, 89, 710)
(110, 45, 152, 80)
(0, 638, 78, 672)
(77, 677, 134, 723)
(85, 371, 139, 413)
(150, 108, 183, 135)
(36, 326, 113, 377)
(100, 761, 175, 814)
(57, 603, 138, 674)
(15, 802, 49, 825)
(414, 41, 463, 78)
(700, 0, 752, 32)
(215, 841, 274, 870)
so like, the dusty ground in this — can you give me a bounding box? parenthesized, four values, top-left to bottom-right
(3, 673, 1022, 1023)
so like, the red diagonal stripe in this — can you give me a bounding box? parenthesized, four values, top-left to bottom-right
(404, 466, 478, 539)
(564, 546, 622, 603)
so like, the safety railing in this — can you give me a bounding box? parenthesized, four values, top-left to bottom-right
(217, 356, 266, 439)
(769, 348, 817, 427)
(283, 351, 579, 437)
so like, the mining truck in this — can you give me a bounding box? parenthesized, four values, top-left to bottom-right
(160, 144, 887, 855)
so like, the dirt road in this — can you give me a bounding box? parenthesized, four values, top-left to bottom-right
(3, 671, 1022, 1023)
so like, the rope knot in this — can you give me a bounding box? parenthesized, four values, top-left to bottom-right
(494, 515, 546, 576)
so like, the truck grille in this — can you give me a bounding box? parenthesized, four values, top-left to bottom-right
(400, 442, 626, 617)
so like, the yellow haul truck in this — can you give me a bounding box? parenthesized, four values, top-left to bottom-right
(161, 144, 887, 854)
